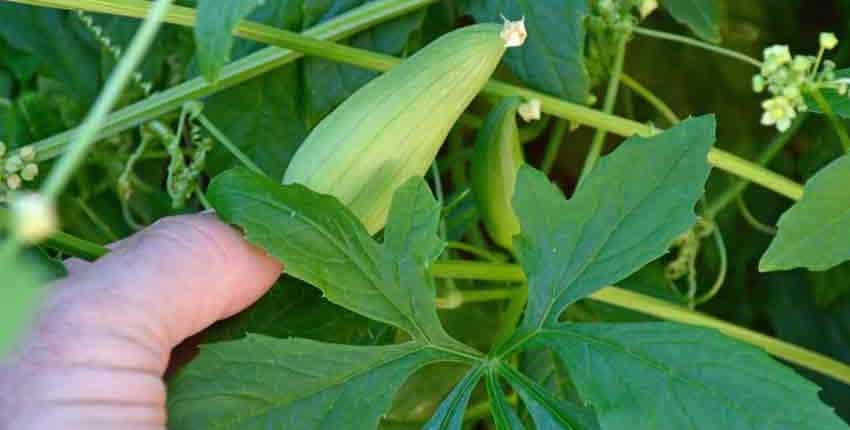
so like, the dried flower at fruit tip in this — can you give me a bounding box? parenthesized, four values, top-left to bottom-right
(518, 99, 542, 122)
(500, 16, 527, 47)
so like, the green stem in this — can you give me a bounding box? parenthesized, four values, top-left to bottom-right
(40, 0, 174, 199)
(435, 288, 520, 309)
(17, 0, 807, 202)
(619, 73, 680, 125)
(632, 26, 763, 68)
(579, 33, 629, 185)
(693, 222, 728, 305)
(705, 114, 808, 218)
(810, 88, 850, 153)
(446, 241, 503, 262)
(9, 219, 850, 386)
(196, 114, 267, 177)
(74, 198, 119, 242)
(735, 195, 777, 235)
(430, 261, 850, 386)
(45, 231, 108, 261)
(541, 119, 568, 174)
(19, 0, 436, 163)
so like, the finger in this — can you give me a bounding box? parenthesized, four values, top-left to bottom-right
(44, 214, 282, 369)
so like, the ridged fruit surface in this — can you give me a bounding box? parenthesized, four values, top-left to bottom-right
(284, 23, 508, 233)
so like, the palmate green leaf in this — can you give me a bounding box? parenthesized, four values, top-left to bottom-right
(0, 251, 44, 357)
(498, 363, 600, 430)
(423, 366, 484, 430)
(659, 0, 722, 43)
(168, 335, 450, 429)
(462, 0, 590, 102)
(207, 168, 463, 348)
(760, 152, 850, 272)
(536, 322, 849, 430)
(485, 371, 526, 430)
(195, 0, 265, 82)
(514, 116, 715, 329)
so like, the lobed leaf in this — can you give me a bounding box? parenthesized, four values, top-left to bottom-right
(513, 116, 715, 329)
(195, 0, 265, 82)
(423, 366, 483, 430)
(207, 168, 461, 348)
(168, 335, 448, 429)
(659, 0, 722, 43)
(486, 371, 527, 430)
(498, 363, 600, 430)
(760, 152, 850, 272)
(537, 322, 849, 430)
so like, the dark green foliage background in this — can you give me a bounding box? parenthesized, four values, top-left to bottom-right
(3, 0, 850, 426)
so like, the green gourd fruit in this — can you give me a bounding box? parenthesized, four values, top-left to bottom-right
(283, 20, 527, 233)
(470, 97, 524, 250)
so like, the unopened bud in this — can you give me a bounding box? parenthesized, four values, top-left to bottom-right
(18, 146, 35, 162)
(6, 174, 21, 190)
(20, 164, 38, 181)
(820, 33, 839, 50)
(11, 193, 58, 244)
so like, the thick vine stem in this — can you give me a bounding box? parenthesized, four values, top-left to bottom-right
(40, 0, 174, 199)
(15, 0, 805, 202)
(430, 261, 850, 385)
(6, 219, 849, 386)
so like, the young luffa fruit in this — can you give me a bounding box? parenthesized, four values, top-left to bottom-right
(283, 20, 527, 233)
(470, 97, 524, 250)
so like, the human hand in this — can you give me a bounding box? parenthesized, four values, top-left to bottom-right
(0, 214, 282, 429)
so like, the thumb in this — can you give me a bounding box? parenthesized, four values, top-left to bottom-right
(42, 213, 282, 371)
(0, 214, 281, 429)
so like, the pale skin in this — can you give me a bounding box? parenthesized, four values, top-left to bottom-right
(0, 214, 283, 429)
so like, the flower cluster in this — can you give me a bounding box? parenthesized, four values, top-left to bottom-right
(753, 33, 844, 132)
(0, 142, 41, 201)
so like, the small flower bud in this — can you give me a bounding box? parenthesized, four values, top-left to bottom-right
(5, 155, 22, 174)
(791, 55, 812, 73)
(517, 98, 542, 122)
(782, 86, 800, 99)
(20, 163, 38, 181)
(6, 173, 21, 190)
(639, 0, 659, 18)
(820, 32, 839, 50)
(18, 145, 35, 162)
(11, 192, 58, 244)
(752, 75, 766, 93)
(500, 16, 527, 48)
